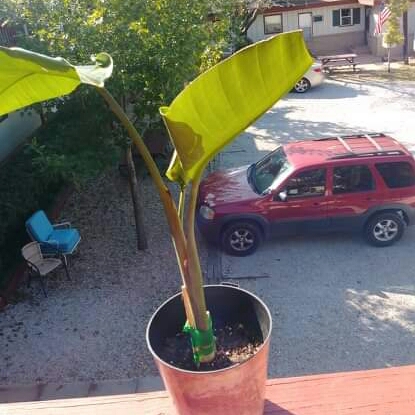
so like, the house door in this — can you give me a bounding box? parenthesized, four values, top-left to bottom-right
(298, 12, 312, 40)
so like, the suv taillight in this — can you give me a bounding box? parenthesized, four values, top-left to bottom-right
(313, 67, 322, 73)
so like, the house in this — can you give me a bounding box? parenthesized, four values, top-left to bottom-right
(247, 0, 415, 57)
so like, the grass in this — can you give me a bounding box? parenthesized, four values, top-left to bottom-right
(330, 60, 415, 83)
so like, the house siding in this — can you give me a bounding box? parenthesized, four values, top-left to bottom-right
(248, 5, 365, 54)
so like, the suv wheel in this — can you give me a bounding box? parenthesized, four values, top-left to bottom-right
(221, 221, 262, 256)
(294, 77, 311, 93)
(365, 212, 405, 247)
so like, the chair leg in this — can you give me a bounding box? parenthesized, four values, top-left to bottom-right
(27, 270, 32, 288)
(63, 260, 71, 281)
(38, 274, 48, 297)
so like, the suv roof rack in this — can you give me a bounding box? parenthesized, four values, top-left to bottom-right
(314, 133, 386, 144)
(328, 150, 405, 160)
(313, 133, 404, 160)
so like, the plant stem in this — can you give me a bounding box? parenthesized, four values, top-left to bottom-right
(96, 86, 210, 332)
(184, 172, 210, 334)
(178, 187, 186, 224)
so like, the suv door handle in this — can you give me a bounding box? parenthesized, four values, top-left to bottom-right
(313, 202, 320, 206)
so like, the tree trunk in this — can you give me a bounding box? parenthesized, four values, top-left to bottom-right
(403, 10, 409, 65)
(388, 47, 391, 73)
(126, 145, 148, 250)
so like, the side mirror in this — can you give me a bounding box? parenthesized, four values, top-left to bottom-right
(275, 190, 287, 202)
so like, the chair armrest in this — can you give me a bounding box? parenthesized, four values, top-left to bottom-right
(25, 259, 41, 275)
(41, 240, 60, 254)
(53, 221, 71, 229)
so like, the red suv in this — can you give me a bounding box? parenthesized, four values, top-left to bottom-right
(197, 133, 415, 256)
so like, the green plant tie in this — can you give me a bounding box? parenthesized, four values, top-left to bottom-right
(183, 312, 216, 366)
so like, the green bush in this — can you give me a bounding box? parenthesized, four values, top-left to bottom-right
(0, 149, 64, 289)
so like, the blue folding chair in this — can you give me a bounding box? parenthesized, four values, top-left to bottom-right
(25, 210, 81, 263)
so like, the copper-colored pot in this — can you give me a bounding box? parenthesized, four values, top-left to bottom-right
(146, 285, 272, 415)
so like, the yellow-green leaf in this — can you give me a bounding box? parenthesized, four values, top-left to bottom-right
(160, 31, 313, 185)
(0, 47, 113, 116)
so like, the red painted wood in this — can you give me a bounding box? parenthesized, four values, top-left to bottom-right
(2, 365, 415, 414)
(264, 365, 415, 414)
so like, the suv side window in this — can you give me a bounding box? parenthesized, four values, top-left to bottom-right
(376, 162, 415, 188)
(333, 165, 374, 194)
(285, 168, 326, 198)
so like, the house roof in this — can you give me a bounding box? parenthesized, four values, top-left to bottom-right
(263, 0, 360, 13)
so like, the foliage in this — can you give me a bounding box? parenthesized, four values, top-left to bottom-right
(26, 91, 122, 187)
(0, 149, 63, 288)
(383, 0, 409, 46)
(10, 0, 231, 130)
(214, 0, 271, 53)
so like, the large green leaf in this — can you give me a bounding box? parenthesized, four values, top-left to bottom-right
(160, 31, 313, 185)
(0, 47, 113, 116)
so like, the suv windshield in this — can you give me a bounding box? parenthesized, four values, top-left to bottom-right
(249, 147, 292, 194)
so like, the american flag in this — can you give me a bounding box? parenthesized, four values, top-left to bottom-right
(374, 2, 392, 36)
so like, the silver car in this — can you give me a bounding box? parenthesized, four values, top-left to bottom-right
(293, 62, 325, 93)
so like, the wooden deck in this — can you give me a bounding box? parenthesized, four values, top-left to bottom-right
(2, 365, 415, 414)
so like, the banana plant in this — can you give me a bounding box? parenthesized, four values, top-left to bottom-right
(0, 31, 312, 364)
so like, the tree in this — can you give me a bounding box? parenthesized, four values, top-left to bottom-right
(213, 0, 271, 53)
(383, 0, 410, 72)
(11, 0, 229, 127)
(6, 0, 231, 250)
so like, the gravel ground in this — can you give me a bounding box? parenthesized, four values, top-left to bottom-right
(0, 170, 208, 385)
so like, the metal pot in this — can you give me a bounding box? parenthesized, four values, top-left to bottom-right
(146, 284, 272, 415)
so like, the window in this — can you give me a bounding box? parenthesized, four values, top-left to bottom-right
(253, 147, 292, 194)
(333, 165, 374, 194)
(352, 8, 361, 24)
(264, 14, 282, 34)
(285, 168, 326, 198)
(313, 15, 323, 22)
(340, 8, 352, 25)
(333, 8, 361, 27)
(376, 162, 415, 188)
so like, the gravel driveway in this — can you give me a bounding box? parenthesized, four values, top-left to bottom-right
(1, 172, 208, 385)
(220, 67, 415, 377)
(1, 62, 415, 386)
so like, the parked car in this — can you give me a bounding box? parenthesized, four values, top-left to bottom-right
(197, 133, 415, 256)
(293, 62, 324, 93)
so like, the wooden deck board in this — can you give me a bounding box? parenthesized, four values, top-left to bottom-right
(2, 365, 415, 414)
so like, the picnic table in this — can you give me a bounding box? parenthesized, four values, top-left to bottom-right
(318, 53, 358, 72)
(2, 364, 415, 414)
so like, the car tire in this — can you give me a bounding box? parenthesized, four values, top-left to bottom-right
(221, 221, 262, 256)
(365, 212, 405, 247)
(294, 77, 311, 93)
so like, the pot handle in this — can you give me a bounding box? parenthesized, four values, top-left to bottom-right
(220, 281, 240, 288)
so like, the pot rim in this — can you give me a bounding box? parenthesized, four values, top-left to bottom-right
(146, 284, 272, 374)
